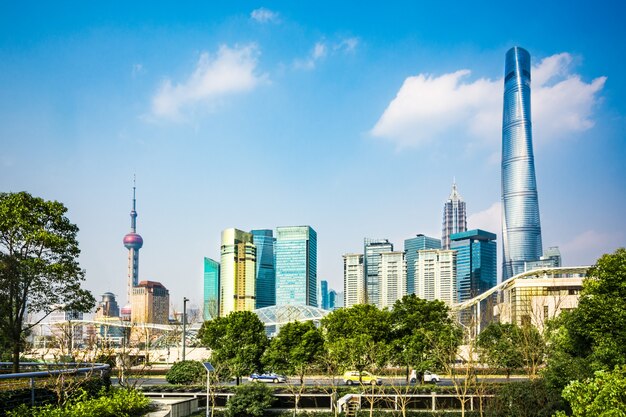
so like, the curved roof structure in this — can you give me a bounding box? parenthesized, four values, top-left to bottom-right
(253, 305, 330, 326)
(450, 265, 590, 312)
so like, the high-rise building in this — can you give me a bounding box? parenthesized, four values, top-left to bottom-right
(96, 292, 120, 318)
(501, 46, 543, 280)
(275, 226, 317, 307)
(220, 228, 256, 316)
(251, 229, 276, 309)
(49, 306, 84, 350)
(364, 238, 394, 307)
(343, 253, 365, 307)
(450, 230, 497, 303)
(320, 280, 329, 310)
(328, 290, 337, 310)
(415, 249, 457, 306)
(203, 257, 220, 320)
(123, 180, 143, 303)
(442, 181, 467, 250)
(404, 234, 441, 295)
(525, 246, 562, 271)
(131, 280, 170, 324)
(379, 251, 407, 309)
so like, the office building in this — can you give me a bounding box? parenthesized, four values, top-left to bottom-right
(404, 234, 441, 294)
(442, 181, 467, 250)
(123, 181, 143, 304)
(131, 280, 170, 324)
(96, 292, 120, 318)
(275, 226, 317, 307)
(343, 253, 365, 307)
(203, 257, 220, 320)
(379, 251, 407, 309)
(364, 238, 394, 307)
(251, 229, 276, 309)
(415, 249, 457, 306)
(525, 247, 562, 271)
(501, 46, 543, 280)
(320, 280, 329, 310)
(220, 228, 257, 316)
(450, 230, 497, 303)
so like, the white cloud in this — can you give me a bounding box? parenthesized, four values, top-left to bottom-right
(468, 201, 501, 237)
(371, 52, 606, 148)
(151, 44, 265, 119)
(250, 8, 279, 23)
(294, 37, 358, 70)
(560, 230, 625, 266)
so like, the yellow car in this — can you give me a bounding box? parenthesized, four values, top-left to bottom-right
(343, 370, 382, 385)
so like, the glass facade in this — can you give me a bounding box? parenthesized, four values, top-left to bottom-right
(442, 182, 467, 250)
(404, 234, 441, 295)
(275, 226, 317, 307)
(501, 46, 543, 281)
(450, 229, 497, 303)
(320, 280, 329, 310)
(251, 229, 276, 309)
(203, 257, 220, 320)
(364, 238, 393, 307)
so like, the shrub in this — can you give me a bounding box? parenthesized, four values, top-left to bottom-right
(166, 360, 206, 385)
(225, 383, 275, 417)
(485, 379, 565, 417)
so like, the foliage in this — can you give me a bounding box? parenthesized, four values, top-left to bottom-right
(199, 311, 268, 384)
(554, 366, 626, 417)
(0, 192, 96, 372)
(321, 304, 392, 374)
(6, 387, 150, 417)
(544, 248, 626, 392)
(224, 383, 275, 417)
(478, 322, 524, 377)
(166, 360, 206, 385)
(389, 295, 460, 382)
(485, 379, 565, 417)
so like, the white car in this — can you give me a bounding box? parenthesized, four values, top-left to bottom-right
(410, 370, 441, 384)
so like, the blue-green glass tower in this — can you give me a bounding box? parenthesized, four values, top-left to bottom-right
(320, 280, 329, 309)
(450, 230, 497, 304)
(404, 234, 441, 295)
(203, 257, 220, 320)
(275, 226, 317, 307)
(251, 229, 276, 309)
(501, 46, 543, 280)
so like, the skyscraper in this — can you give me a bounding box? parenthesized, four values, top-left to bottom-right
(320, 280, 329, 309)
(220, 228, 256, 316)
(501, 46, 543, 280)
(203, 257, 220, 320)
(123, 180, 143, 303)
(275, 226, 317, 307)
(404, 234, 441, 294)
(442, 181, 467, 250)
(364, 238, 393, 307)
(131, 280, 170, 325)
(343, 253, 365, 307)
(379, 251, 407, 308)
(450, 229, 497, 304)
(251, 229, 276, 309)
(415, 249, 457, 306)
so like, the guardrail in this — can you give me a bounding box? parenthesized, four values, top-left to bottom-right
(0, 362, 110, 410)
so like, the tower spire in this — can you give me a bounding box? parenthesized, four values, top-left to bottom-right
(130, 174, 137, 233)
(124, 176, 144, 303)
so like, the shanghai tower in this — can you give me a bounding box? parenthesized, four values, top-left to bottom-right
(501, 47, 542, 280)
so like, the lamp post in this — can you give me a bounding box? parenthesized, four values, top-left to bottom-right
(182, 297, 189, 361)
(203, 362, 214, 417)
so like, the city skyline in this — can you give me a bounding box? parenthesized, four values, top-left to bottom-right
(1, 2, 625, 310)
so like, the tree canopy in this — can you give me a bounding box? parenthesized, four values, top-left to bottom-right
(0, 192, 95, 371)
(199, 311, 268, 384)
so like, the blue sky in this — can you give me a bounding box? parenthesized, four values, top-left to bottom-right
(1, 1, 625, 312)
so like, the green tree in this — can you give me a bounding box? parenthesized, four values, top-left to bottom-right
(554, 366, 626, 417)
(225, 383, 275, 417)
(199, 311, 268, 384)
(389, 294, 459, 383)
(321, 304, 392, 379)
(262, 320, 325, 384)
(0, 192, 95, 372)
(166, 360, 205, 385)
(478, 322, 524, 378)
(544, 248, 626, 391)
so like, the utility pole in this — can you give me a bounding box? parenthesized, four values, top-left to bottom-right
(182, 297, 189, 361)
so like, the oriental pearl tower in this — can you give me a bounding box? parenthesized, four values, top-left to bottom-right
(123, 179, 143, 303)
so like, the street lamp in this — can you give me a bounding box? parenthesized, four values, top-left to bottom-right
(203, 362, 214, 417)
(182, 297, 189, 362)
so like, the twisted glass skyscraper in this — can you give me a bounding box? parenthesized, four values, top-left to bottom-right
(501, 47, 543, 280)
